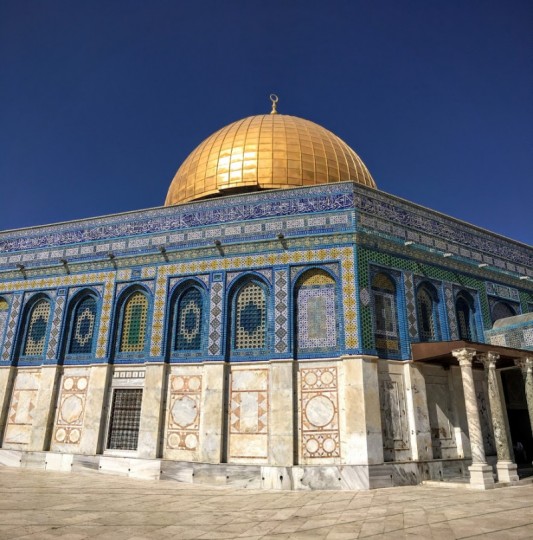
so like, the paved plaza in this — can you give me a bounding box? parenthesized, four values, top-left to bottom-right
(1, 468, 533, 539)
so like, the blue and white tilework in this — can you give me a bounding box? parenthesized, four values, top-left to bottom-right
(208, 281, 224, 356)
(46, 295, 66, 361)
(274, 269, 289, 354)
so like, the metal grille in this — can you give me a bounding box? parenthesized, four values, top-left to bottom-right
(175, 288, 203, 350)
(107, 389, 143, 450)
(23, 299, 51, 356)
(235, 282, 266, 349)
(416, 288, 436, 342)
(69, 297, 97, 354)
(119, 292, 148, 353)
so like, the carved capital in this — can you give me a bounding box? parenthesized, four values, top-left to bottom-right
(452, 347, 477, 368)
(478, 352, 499, 371)
(515, 357, 533, 375)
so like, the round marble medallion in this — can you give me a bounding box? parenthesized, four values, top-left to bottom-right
(76, 377, 88, 391)
(188, 376, 200, 391)
(69, 428, 81, 443)
(63, 377, 74, 390)
(60, 395, 83, 424)
(172, 376, 184, 391)
(55, 428, 66, 442)
(185, 433, 197, 450)
(305, 395, 335, 428)
(171, 396, 198, 428)
(305, 438, 319, 454)
(167, 432, 181, 449)
(320, 370, 334, 386)
(304, 371, 317, 386)
(322, 437, 336, 453)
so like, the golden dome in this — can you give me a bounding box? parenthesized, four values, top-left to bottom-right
(165, 112, 376, 206)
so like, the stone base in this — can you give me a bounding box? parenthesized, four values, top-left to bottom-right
(496, 461, 519, 484)
(468, 463, 495, 489)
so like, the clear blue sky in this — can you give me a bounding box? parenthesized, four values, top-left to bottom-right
(1, 0, 531, 245)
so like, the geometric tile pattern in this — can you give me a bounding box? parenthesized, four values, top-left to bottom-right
(95, 278, 115, 358)
(300, 366, 340, 458)
(274, 269, 289, 353)
(150, 273, 168, 358)
(403, 271, 418, 340)
(444, 283, 459, 340)
(1, 293, 22, 361)
(0, 295, 11, 354)
(175, 288, 203, 351)
(208, 281, 224, 356)
(166, 374, 202, 452)
(53, 372, 89, 446)
(68, 297, 98, 355)
(119, 292, 148, 353)
(46, 295, 66, 360)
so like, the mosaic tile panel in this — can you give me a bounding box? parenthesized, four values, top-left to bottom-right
(444, 283, 459, 340)
(150, 273, 168, 358)
(119, 292, 148, 353)
(46, 295, 66, 360)
(486, 282, 520, 302)
(23, 299, 51, 356)
(300, 366, 340, 458)
(0, 296, 10, 350)
(69, 297, 97, 354)
(53, 372, 89, 445)
(1, 293, 22, 361)
(229, 369, 268, 460)
(208, 281, 224, 356)
(166, 375, 202, 452)
(274, 269, 289, 353)
(95, 277, 115, 358)
(296, 271, 337, 351)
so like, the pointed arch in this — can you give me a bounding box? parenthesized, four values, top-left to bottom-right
(227, 275, 270, 356)
(294, 268, 338, 355)
(115, 287, 150, 354)
(455, 290, 477, 341)
(20, 295, 52, 357)
(371, 271, 400, 354)
(416, 282, 440, 342)
(169, 280, 207, 354)
(491, 301, 516, 324)
(65, 291, 99, 356)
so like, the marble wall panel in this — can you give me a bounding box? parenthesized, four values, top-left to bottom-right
(473, 370, 496, 457)
(300, 366, 340, 460)
(424, 367, 458, 459)
(229, 368, 269, 462)
(3, 370, 41, 447)
(378, 366, 410, 461)
(51, 369, 90, 450)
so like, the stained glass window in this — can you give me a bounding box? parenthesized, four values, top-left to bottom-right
(295, 269, 337, 351)
(416, 286, 436, 342)
(234, 282, 266, 349)
(23, 299, 51, 356)
(69, 297, 97, 354)
(119, 292, 148, 353)
(175, 288, 203, 351)
(372, 273, 399, 352)
(107, 389, 143, 450)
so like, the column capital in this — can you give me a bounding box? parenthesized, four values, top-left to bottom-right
(515, 357, 533, 374)
(452, 347, 477, 368)
(478, 352, 500, 371)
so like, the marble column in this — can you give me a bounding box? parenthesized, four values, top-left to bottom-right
(515, 357, 533, 443)
(479, 352, 518, 483)
(452, 348, 494, 489)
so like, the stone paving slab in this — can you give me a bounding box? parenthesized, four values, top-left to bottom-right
(1, 467, 533, 539)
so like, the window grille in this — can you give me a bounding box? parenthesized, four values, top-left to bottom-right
(119, 292, 148, 353)
(234, 282, 266, 349)
(456, 295, 474, 341)
(69, 297, 97, 354)
(23, 299, 51, 356)
(416, 287, 436, 341)
(175, 288, 203, 351)
(372, 273, 399, 352)
(107, 389, 143, 450)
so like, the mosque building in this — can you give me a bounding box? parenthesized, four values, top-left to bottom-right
(0, 97, 532, 490)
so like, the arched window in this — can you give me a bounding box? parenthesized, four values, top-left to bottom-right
(174, 287, 204, 351)
(232, 280, 267, 351)
(22, 298, 51, 356)
(491, 301, 516, 324)
(455, 292, 476, 341)
(371, 272, 399, 353)
(416, 284, 439, 342)
(68, 296, 98, 354)
(295, 269, 337, 354)
(0, 297, 9, 343)
(118, 291, 149, 353)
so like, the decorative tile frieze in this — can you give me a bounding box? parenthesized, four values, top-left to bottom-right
(1, 293, 21, 361)
(274, 269, 289, 353)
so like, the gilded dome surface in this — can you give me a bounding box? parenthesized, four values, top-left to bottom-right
(165, 113, 376, 206)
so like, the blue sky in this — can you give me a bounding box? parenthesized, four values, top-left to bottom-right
(1, 0, 531, 244)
